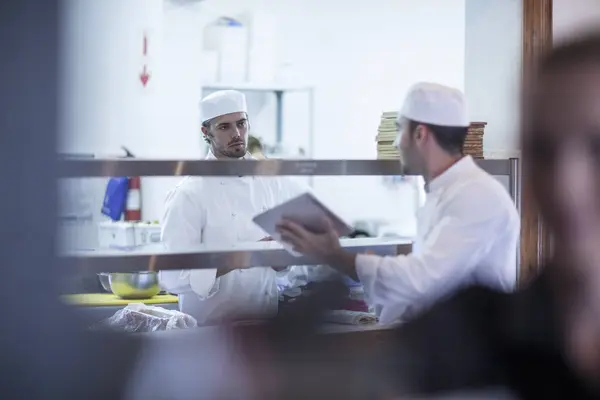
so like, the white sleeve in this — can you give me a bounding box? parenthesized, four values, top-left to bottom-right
(279, 265, 339, 290)
(279, 176, 311, 201)
(355, 184, 509, 323)
(159, 186, 219, 297)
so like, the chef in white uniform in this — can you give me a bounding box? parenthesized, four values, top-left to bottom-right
(159, 90, 328, 325)
(276, 82, 520, 325)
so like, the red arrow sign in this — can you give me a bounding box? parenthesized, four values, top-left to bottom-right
(143, 34, 148, 56)
(140, 65, 150, 87)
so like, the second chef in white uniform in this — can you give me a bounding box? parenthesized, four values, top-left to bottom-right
(277, 83, 520, 325)
(159, 90, 329, 325)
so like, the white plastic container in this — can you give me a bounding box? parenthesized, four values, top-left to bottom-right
(134, 222, 162, 246)
(98, 221, 136, 249)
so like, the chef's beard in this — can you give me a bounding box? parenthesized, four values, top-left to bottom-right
(224, 144, 247, 158)
(211, 145, 247, 159)
(400, 148, 424, 176)
(214, 138, 247, 159)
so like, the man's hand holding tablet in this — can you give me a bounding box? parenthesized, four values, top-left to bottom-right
(252, 193, 358, 280)
(275, 217, 359, 281)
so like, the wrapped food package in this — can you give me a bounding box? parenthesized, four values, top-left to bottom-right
(93, 303, 197, 333)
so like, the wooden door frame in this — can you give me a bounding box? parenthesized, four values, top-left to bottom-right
(519, 0, 553, 285)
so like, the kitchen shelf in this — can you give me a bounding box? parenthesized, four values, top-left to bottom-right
(59, 156, 520, 274)
(58, 158, 516, 178)
(202, 82, 312, 92)
(61, 238, 412, 274)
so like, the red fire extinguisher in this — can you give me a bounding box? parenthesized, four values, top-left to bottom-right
(122, 146, 142, 221)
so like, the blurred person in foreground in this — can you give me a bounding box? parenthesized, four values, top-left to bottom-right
(518, 31, 600, 395)
(356, 31, 600, 398)
(277, 82, 520, 325)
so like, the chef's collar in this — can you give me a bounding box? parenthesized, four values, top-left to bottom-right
(204, 150, 253, 160)
(205, 150, 255, 178)
(427, 155, 475, 193)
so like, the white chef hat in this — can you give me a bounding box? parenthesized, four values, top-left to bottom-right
(399, 82, 469, 127)
(200, 90, 248, 123)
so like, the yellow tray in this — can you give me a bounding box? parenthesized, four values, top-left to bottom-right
(63, 293, 178, 307)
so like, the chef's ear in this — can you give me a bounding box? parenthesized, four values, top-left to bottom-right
(414, 124, 425, 140)
(202, 129, 213, 144)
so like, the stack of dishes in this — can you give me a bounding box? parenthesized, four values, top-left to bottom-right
(376, 111, 400, 159)
(465, 122, 486, 159)
(377, 114, 485, 159)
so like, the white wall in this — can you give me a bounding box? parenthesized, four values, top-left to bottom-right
(163, 0, 466, 230)
(554, 0, 600, 42)
(464, 0, 522, 158)
(262, 0, 465, 229)
(463, 0, 600, 158)
(60, 0, 164, 155)
(61, 0, 467, 234)
(59, 0, 169, 228)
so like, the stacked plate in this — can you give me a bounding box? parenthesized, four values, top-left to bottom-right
(376, 114, 486, 159)
(376, 111, 400, 159)
(465, 122, 486, 159)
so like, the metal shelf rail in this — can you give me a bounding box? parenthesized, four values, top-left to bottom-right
(64, 239, 413, 274)
(58, 158, 520, 274)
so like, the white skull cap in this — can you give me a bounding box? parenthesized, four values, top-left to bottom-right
(200, 90, 248, 123)
(399, 82, 469, 127)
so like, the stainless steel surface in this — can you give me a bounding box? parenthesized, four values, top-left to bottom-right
(58, 159, 401, 177)
(97, 272, 111, 292)
(57, 158, 514, 178)
(508, 157, 521, 279)
(62, 238, 413, 274)
(202, 83, 313, 92)
(308, 89, 315, 158)
(477, 158, 513, 175)
(508, 158, 520, 211)
(275, 90, 283, 144)
(59, 156, 519, 276)
(98, 272, 166, 295)
(108, 272, 160, 299)
(308, 88, 316, 187)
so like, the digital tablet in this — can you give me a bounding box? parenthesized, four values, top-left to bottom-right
(252, 192, 353, 256)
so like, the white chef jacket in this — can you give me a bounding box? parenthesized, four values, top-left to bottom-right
(356, 156, 519, 325)
(159, 152, 327, 325)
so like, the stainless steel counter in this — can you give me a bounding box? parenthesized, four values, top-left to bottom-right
(62, 237, 412, 274)
(58, 157, 517, 178)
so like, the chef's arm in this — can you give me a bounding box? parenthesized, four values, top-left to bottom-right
(160, 187, 223, 297)
(353, 196, 507, 319)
